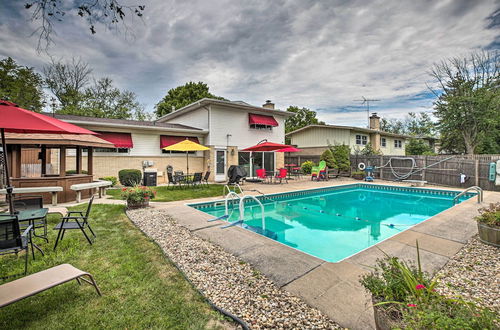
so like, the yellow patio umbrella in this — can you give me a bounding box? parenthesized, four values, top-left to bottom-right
(162, 139, 209, 173)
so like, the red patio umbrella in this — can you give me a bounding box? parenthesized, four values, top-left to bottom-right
(0, 100, 98, 212)
(242, 141, 291, 152)
(275, 147, 301, 153)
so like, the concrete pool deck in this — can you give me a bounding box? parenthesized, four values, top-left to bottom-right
(149, 179, 499, 329)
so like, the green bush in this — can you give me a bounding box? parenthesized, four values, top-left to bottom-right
(118, 169, 142, 187)
(301, 161, 315, 174)
(320, 149, 335, 168)
(405, 139, 435, 155)
(351, 171, 366, 177)
(65, 170, 88, 175)
(475, 202, 500, 227)
(330, 144, 351, 171)
(99, 176, 118, 187)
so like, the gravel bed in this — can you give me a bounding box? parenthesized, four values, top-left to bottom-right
(128, 208, 342, 329)
(436, 236, 499, 313)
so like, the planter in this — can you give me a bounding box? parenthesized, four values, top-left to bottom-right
(372, 297, 403, 330)
(127, 199, 150, 209)
(477, 222, 500, 247)
(352, 174, 365, 180)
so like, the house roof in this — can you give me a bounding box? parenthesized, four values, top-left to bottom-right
(286, 124, 415, 138)
(42, 113, 207, 134)
(156, 98, 295, 122)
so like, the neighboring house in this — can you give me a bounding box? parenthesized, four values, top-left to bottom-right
(47, 98, 293, 182)
(287, 113, 434, 156)
(157, 98, 294, 181)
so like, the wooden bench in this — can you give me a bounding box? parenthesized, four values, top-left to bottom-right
(403, 180, 428, 187)
(0, 264, 101, 308)
(0, 186, 63, 206)
(70, 180, 113, 203)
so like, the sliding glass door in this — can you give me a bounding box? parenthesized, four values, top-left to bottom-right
(238, 151, 275, 178)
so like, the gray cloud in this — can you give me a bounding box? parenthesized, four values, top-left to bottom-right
(0, 0, 498, 126)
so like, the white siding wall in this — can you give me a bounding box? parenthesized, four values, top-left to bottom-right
(290, 127, 351, 147)
(208, 105, 286, 148)
(168, 108, 208, 130)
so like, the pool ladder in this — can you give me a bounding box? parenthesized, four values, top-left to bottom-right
(221, 195, 266, 230)
(453, 186, 483, 204)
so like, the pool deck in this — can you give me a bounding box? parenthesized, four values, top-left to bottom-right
(150, 178, 499, 329)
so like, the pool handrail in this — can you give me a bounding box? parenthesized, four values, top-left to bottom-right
(453, 186, 483, 204)
(223, 184, 244, 198)
(238, 195, 266, 230)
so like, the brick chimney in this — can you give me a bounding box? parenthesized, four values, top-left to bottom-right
(369, 112, 380, 130)
(262, 100, 275, 109)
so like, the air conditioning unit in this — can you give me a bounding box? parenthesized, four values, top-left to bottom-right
(142, 160, 154, 168)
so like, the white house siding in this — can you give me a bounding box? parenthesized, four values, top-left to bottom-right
(168, 108, 208, 130)
(289, 127, 351, 148)
(208, 105, 286, 148)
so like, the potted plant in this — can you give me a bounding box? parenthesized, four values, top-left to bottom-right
(121, 186, 156, 209)
(475, 202, 500, 247)
(351, 170, 365, 180)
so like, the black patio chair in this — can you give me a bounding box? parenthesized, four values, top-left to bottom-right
(53, 196, 96, 251)
(202, 171, 210, 186)
(167, 171, 180, 189)
(191, 172, 203, 188)
(13, 195, 48, 242)
(0, 214, 33, 278)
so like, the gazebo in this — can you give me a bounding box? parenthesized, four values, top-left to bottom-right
(3, 132, 113, 204)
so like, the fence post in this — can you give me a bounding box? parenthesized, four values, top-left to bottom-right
(422, 156, 427, 181)
(475, 159, 479, 186)
(379, 155, 383, 179)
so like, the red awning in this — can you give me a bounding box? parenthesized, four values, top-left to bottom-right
(160, 135, 200, 148)
(96, 131, 133, 148)
(248, 113, 279, 127)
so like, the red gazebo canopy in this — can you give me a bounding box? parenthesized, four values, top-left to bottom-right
(0, 100, 97, 135)
(242, 141, 291, 152)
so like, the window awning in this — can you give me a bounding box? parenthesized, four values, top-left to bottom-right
(160, 135, 200, 148)
(95, 131, 133, 148)
(249, 113, 279, 127)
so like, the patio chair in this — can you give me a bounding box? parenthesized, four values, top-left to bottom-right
(191, 172, 203, 188)
(13, 195, 48, 242)
(256, 169, 269, 183)
(53, 196, 96, 251)
(311, 160, 327, 181)
(0, 214, 33, 278)
(167, 171, 181, 189)
(202, 171, 211, 186)
(275, 168, 288, 184)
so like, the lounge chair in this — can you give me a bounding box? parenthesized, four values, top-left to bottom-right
(0, 264, 101, 308)
(311, 160, 327, 181)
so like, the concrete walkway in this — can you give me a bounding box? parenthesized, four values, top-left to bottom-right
(137, 179, 499, 329)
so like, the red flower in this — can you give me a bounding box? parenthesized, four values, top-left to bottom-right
(122, 188, 127, 191)
(415, 284, 426, 290)
(407, 303, 417, 307)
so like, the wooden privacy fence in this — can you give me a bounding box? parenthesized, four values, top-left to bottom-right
(350, 155, 500, 191)
(285, 154, 500, 191)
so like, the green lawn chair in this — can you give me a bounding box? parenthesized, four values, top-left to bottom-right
(311, 160, 327, 180)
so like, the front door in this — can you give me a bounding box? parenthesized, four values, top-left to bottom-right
(215, 149, 226, 182)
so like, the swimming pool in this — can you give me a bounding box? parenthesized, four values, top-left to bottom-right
(189, 184, 475, 262)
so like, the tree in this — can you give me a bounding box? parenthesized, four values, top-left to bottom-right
(71, 78, 146, 120)
(405, 139, 435, 155)
(329, 144, 351, 171)
(285, 106, 325, 134)
(24, 0, 145, 51)
(44, 58, 92, 111)
(380, 112, 435, 136)
(320, 149, 335, 168)
(0, 57, 45, 111)
(430, 51, 499, 154)
(155, 82, 226, 117)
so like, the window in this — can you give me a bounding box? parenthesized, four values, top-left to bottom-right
(95, 148, 129, 153)
(250, 123, 273, 131)
(381, 137, 387, 147)
(356, 134, 368, 145)
(394, 140, 402, 148)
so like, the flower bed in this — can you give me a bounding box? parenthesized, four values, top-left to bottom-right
(121, 186, 156, 209)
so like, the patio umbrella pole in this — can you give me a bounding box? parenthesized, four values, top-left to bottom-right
(1, 128, 14, 213)
(186, 151, 189, 174)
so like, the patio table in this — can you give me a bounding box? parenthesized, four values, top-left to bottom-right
(1, 208, 48, 256)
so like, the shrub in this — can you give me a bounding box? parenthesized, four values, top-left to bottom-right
(475, 202, 500, 227)
(65, 170, 88, 175)
(118, 169, 142, 186)
(330, 144, 351, 171)
(121, 186, 156, 203)
(405, 139, 435, 155)
(320, 149, 335, 168)
(351, 171, 365, 177)
(99, 176, 118, 187)
(360, 143, 381, 155)
(301, 161, 315, 174)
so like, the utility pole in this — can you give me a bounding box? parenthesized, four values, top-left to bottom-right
(354, 96, 380, 127)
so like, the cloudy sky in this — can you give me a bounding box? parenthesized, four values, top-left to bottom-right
(1, 0, 498, 126)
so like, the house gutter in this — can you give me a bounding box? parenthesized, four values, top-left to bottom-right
(62, 120, 208, 135)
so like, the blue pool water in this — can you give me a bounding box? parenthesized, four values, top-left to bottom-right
(189, 184, 474, 262)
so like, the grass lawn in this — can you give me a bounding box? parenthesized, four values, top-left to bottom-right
(107, 184, 225, 202)
(0, 204, 228, 329)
